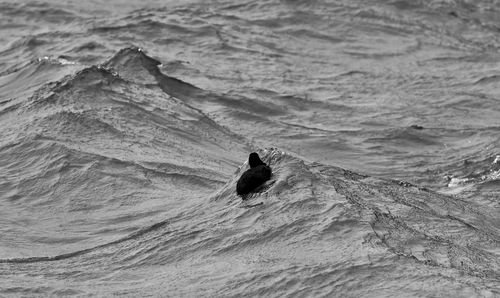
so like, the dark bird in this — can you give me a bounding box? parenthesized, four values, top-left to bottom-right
(236, 152, 272, 196)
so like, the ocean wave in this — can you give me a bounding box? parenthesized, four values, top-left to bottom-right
(0, 46, 253, 260)
(2, 0, 500, 293)
(1, 148, 498, 296)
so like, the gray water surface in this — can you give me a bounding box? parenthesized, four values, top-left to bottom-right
(0, 0, 499, 296)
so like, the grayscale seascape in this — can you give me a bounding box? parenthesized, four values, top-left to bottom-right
(0, 0, 499, 296)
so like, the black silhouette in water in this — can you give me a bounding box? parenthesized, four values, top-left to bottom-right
(236, 152, 272, 197)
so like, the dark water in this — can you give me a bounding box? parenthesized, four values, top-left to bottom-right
(0, 0, 499, 296)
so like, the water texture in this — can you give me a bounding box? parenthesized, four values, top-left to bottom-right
(0, 0, 499, 296)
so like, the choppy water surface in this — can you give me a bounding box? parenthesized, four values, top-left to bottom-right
(0, 0, 499, 296)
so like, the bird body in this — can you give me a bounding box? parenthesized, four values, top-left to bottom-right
(236, 153, 272, 196)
